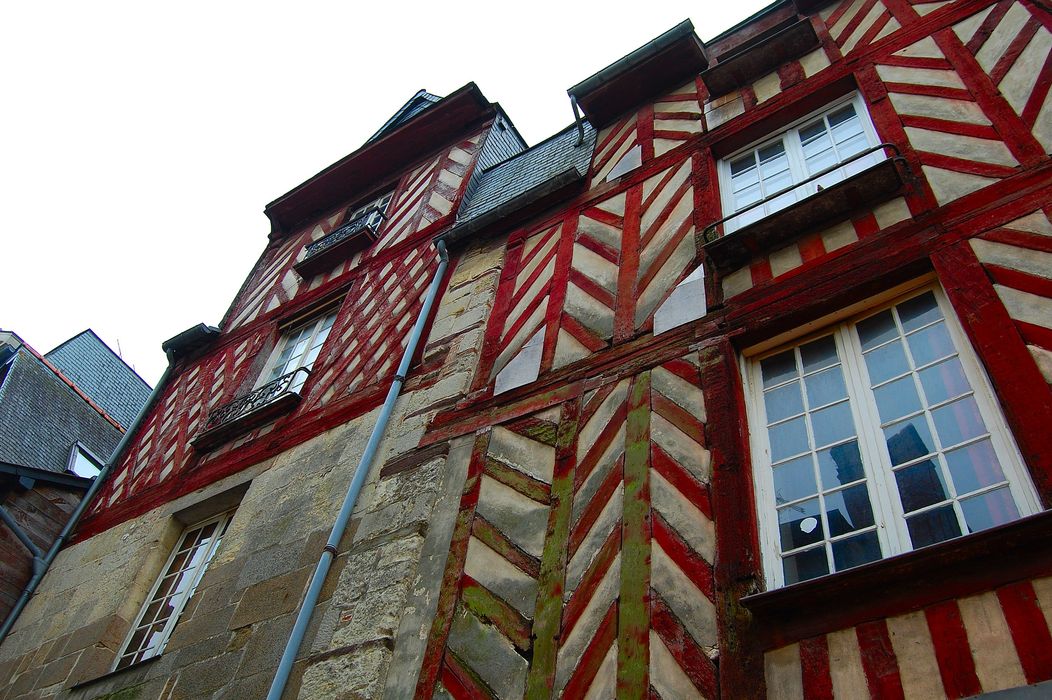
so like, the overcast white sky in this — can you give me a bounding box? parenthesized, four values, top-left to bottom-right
(2, 1, 771, 385)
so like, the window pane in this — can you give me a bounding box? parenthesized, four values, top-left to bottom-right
(884, 416, 936, 466)
(907, 505, 962, 548)
(863, 340, 909, 385)
(824, 484, 875, 536)
(895, 459, 949, 513)
(918, 357, 969, 405)
(779, 498, 824, 550)
(818, 440, 865, 488)
(832, 531, 882, 572)
(872, 375, 922, 423)
(945, 440, 1005, 495)
(783, 547, 829, 584)
(800, 336, 839, 373)
(960, 487, 1019, 533)
(761, 351, 798, 389)
(857, 310, 898, 351)
(764, 381, 804, 423)
(897, 292, 941, 332)
(906, 322, 955, 367)
(805, 366, 847, 408)
(810, 402, 854, 448)
(770, 416, 810, 462)
(773, 455, 818, 504)
(931, 396, 986, 448)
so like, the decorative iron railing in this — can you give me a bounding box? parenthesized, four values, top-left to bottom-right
(303, 208, 386, 259)
(202, 367, 309, 432)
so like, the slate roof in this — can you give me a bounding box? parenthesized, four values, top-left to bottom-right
(46, 330, 151, 429)
(455, 122, 597, 225)
(366, 90, 443, 144)
(0, 348, 122, 473)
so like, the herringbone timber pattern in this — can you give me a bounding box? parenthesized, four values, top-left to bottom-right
(877, 34, 1021, 204)
(591, 82, 703, 183)
(821, 0, 903, 55)
(91, 335, 263, 509)
(417, 413, 562, 700)
(971, 209, 1052, 382)
(307, 242, 436, 406)
(484, 223, 562, 383)
(378, 134, 483, 251)
(953, 0, 1052, 152)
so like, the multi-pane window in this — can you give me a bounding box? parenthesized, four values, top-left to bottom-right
(720, 94, 882, 232)
(746, 288, 1039, 587)
(259, 309, 338, 393)
(114, 512, 233, 670)
(347, 190, 393, 230)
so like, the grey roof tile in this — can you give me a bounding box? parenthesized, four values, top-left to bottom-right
(0, 350, 122, 473)
(457, 122, 597, 225)
(46, 330, 151, 429)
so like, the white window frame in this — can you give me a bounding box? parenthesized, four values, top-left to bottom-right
(255, 306, 339, 393)
(347, 190, 394, 231)
(66, 443, 103, 479)
(743, 284, 1040, 589)
(113, 511, 234, 670)
(718, 92, 884, 233)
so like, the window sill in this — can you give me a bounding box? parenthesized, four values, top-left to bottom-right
(702, 19, 820, 96)
(703, 155, 907, 274)
(741, 508, 1052, 650)
(68, 655, 160, 691)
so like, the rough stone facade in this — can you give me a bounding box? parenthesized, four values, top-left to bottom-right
(4, 1, 1052, 698)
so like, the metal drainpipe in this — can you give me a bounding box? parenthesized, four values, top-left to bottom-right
(570, 95, 585, 147)
(267, 239, 450, 700)
(0, 350, 177, 643)
(0, 505, 46, 576)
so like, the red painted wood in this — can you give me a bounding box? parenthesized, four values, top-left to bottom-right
(442, 651, 495, 700)
(933, 242, 1052, 506)
(856, 620, 905, 700)
(651, 444, 712, 521)
(568, 454, 624, 559)
(562, 525, 620, 638)
(652, 512, 713, 601)
(799, 635, 835, 700)
(614, 184, 643, 342)
(542, 215, 578, 373)
(997, 580, 1052, 684)
(925, 600, 982, 699)
(984, 263, 1052, 299)
(562, 602, 618, 699)
(651, 594, 719, 698)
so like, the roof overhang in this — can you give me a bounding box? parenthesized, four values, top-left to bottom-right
(568, 20, 708, 128)
(265, 83, 496, 238)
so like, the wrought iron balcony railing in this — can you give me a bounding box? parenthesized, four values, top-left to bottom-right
(294, 208, 387, 278)
(193, 368, 309, 450)
(701, 144, 909, 273)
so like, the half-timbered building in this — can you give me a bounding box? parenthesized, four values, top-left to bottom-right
(3, 1, 1052, 697)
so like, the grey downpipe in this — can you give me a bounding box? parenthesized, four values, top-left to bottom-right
(570, 95, 585, 147)
(0, 506, 45, 576)
(0, 351, 177, 643)
(267, 239, 450, 700)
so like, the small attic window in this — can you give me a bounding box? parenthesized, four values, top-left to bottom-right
(68, 444, 102, 479)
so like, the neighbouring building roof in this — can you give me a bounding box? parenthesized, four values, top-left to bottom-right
(46, 330, 151, 429)
(0, 348, 122, 473)
(366, 90, 443, 144)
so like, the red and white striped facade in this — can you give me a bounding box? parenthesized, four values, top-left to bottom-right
(39, 1, 1052, 698)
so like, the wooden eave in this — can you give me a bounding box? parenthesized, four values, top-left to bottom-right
(701, 19, 820, 96)
(704, 157, 908, 274)
(264, 83, 495, 239)
(568, 20, 708, 128)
